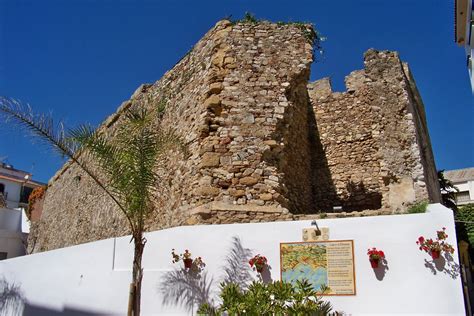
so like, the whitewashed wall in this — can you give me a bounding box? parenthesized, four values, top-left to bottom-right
(0, 178, 22, 208)
(0, 208, 27, 260)
(0, 204, 465, 315)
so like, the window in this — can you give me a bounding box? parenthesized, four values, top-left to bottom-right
(457, 191, 472, 203)
(0, 252, 7, 260)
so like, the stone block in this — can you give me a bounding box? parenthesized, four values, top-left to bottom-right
(200, 152, 221, 168)
(240, 176, 259, 186)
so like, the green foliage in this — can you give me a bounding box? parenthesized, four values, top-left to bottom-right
(232, 12, 259, 25)
(319, 213, 327, 219)
(407, 201, 428, 214)
(198, 279, 333, 315)
(242, 12, 258, 24)
(156, 97, 167, 118)
(197, 302, 218, 316)
(455, 204, 474, 245)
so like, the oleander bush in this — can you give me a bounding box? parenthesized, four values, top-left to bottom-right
(197, 279, 334, 315)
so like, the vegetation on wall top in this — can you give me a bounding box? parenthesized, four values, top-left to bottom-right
(229, 12, 325, 57)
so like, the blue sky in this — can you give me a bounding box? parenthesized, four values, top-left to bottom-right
(0, 0, 473, 183)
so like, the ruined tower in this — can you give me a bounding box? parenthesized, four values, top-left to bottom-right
(29, 20, 440, 252)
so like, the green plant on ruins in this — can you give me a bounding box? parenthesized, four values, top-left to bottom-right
(407, 201, 428, 214)
(231, 13, 325, 58)
(0, 97, 183, 316)
(197, 279, 333, 316)
(231, 12, 259, 25)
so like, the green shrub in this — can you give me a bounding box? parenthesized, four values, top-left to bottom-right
(407, 201, 428, 214)
(456, 204, 474, 244)
(197, 279, 333, 315)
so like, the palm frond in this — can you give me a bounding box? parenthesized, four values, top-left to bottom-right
(0, 97, 77, 158)
(0, 97, 129, 223)
(0, 97, 186, 237)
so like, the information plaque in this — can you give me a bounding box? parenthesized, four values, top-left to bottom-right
(280, 240, 356, 295)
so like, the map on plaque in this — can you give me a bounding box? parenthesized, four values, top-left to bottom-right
(280, 240, 356, 295)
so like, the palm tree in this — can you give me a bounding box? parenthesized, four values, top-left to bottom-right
(438, 170, 458, 211)
(0, 97, 182, 315)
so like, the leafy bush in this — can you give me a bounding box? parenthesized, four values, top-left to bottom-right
(455, 204, 474, 244)
(197, 279, 333, 315)
(407, 201, 428, 214)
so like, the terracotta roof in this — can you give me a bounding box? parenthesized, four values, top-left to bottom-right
(444, 167, 474, 183)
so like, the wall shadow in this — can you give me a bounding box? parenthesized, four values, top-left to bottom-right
(259, 265, 273, 284)
(159, 236, 254, 312)
(0, 277, 25, 316)
(159, 269, 214, 313)
(308, 105, 339, 213)
(372, 259, 389, 281)
(423, 253, 460, 279)
(220, 236, 253, 288)
(1, 277, 112, 316)
(342, 181, 382, 212)
(23, 304, 109, 316)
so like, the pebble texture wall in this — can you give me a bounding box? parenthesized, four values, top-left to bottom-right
(28, 21, 440, 253)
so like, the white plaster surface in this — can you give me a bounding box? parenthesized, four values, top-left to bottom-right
(0, 204, 465, 315)
(0, 207, 26, 259)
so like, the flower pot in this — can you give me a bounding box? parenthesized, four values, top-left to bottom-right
(184, 258, 193, 269)
(431, 250, 440, 259)
(369, 259, 379, 268)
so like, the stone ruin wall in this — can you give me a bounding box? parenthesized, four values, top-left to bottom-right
(29, 20, 440, 253)
(308, 49, 440, 212)
(29, 20, 316, 252)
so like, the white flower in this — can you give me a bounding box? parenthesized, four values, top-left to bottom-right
(270, 294, 275, 301)
(284, 300, 294, 307)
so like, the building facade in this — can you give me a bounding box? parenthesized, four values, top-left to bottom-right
(0, 162, 44, 260)
(445, 167, 474, 205)
(455, 0, 474, 92)
(0, 162, 44, 209)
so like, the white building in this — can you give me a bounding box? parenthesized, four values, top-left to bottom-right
(445, 167, 474, 205)
(455, 0, 474, 92)
(0, 163, 44, 260)
(0, 162, 44, 209)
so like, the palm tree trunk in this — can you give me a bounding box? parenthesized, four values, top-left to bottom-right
(128, 233, 146, 316)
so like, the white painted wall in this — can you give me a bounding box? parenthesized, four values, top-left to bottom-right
(453, 180, 474, 205)
(0, 208, 27, 260)
(0, 178, 22, 208)
(0, 204, 465, 315)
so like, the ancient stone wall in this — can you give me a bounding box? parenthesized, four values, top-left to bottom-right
(29, 20, 316, 252)
(29, 21, 440, 253)
(308, 49, 441, 212)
